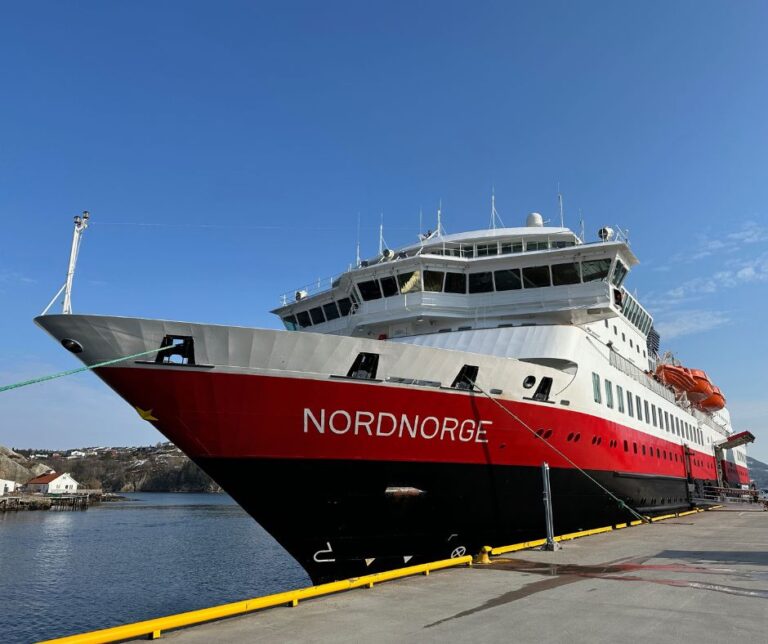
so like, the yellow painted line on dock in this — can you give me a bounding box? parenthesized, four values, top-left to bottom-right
(38, 556, 472, 644)
(40, 505, 717, 643)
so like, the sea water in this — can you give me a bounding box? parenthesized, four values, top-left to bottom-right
(0, 493, 309, 643)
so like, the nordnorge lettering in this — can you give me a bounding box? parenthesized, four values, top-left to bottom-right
(303, 408, 490, 443)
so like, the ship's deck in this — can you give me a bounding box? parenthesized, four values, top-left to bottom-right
(135, 506, 767, 643)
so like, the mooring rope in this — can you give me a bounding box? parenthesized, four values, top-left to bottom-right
(470, 379, 650, 524)
(0, 346, 171, 394)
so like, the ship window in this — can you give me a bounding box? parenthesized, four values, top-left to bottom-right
(551, 262, 581, 286)
(633, 442, 637, 454)
(460, 244, 475, 258)
(651, 405, 657, 427)
(611, 261, 628, 287)
(347, 352, 379, 380)
(358, 280, 383, 301)
(452, 364, 479, 390)
(282, 315, 298, 331)
(309, 307, 326, 325)
(635, 395, 642, 421)
(533, 377, 553, 402)
(642, 445, 646, 456)
(629, 339, 633, 348)
(522, 265, 552, 288)
(322, 302, 340, 321)
(674, 417, 680, 436)
(644, 401, 650, 424)
(156, 335, 195, 365)
(296, 311, 312, 328)
(526, 241, 549, 251)
(494, 268, 522, 291)
(444, 272, 467, 294)
(663, 411, 669, 432)
(424, 270, 445, 292)
(476, 243, 498, 257)
(582, 258, 611, 282)
(624, 440, 628, 452)
(605, 380, 614, 409)
(337, 298, 352, 316)
(626, 391, 634, 417)
(592, 373, 602, 404)
(469, 272, 494, 293)
(617, 385, 625, 413)
(397, 270, 422, 294)
(523, 375, 536, 389)
(501, 242, 523, 254)
(380, 276, 399, 297)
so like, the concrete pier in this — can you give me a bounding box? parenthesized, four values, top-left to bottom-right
(154, 508, 767, 644)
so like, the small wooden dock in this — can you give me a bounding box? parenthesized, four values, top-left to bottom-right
(0, 491, 103, 512)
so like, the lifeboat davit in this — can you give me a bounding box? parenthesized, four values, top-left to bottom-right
(685, 368, 714, 403)
(655, 365, 696, 392)
(699, 385, 726, 412)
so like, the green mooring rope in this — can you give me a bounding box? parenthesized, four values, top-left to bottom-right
(470, 379, 651, 524)
(0, 345, 171, 394)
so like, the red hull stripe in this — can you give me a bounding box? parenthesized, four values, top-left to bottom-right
(99, 367, 749, 483)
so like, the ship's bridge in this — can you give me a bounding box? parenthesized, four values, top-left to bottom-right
(272, 220, 639, 340)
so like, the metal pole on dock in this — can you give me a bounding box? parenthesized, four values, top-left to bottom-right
(541, 462, 560, 551)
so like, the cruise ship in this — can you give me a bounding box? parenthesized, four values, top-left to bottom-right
(36, 210, 752, 583)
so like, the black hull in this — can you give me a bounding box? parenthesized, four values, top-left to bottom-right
(197, 457, 711, 584)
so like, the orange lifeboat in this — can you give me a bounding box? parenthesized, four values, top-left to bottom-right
(699, 385, 726, 412)
(685, 368, 714, 403)
(655, 365, 696, 392)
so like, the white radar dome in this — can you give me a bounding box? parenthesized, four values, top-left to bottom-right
(526, 212, 544, 227)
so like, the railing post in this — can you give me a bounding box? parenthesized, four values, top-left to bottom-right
(542, 462, 560, 551)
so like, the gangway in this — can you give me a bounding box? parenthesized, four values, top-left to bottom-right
(713, 431, 755, 488)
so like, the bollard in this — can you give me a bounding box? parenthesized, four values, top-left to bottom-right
(542, 462, 561, 551)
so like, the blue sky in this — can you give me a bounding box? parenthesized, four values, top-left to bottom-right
(1, 1, 767, 461)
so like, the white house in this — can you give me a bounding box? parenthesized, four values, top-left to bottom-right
(26, 471, 79, 494)
(0, 479, 19, 496)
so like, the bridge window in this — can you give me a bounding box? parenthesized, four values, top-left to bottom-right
(522, 265, 551, 288)
(322, 302, 340, 321)
(476, 243, 498, 257)
(282, 315, 298, 331)
(611, 261, 628, 287)
(494, 268, 522, 291)
(347, 352, 379, 380)
(526, 241, 549, 251)
(397, 271, 421, 294)
(380, 276, 399, 297)
(296, 311, 312, 328)
(582, 258, 611, 282)
(469, 272, 494, 293)
(337, 298, 353, 316)
(501, 241, 523, 254)
(444, 272, 466, 294)
(460, 244, 474, 258)
(551, 262, 581, 286)
(424, 270, 445, 292)
(358, 279, 383, 301)
(592, 373, 602, 404)
(309, 307, 325, 325)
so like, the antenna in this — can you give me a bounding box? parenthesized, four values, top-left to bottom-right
(437, 200, 443, 237)
(378, 212, 384, 255)
(557, 184, 564, 228)
(355, 213, 361, 267)
(418, 208, 423, 242)
(578, 209, 585, 243)
(490, 188, 505, 229)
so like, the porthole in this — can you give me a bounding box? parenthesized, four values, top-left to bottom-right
(543, 429, 553, 439)
(567, 432, 574, 442)
(523, 376, 536, 389)
(574, 433, 581, 442)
